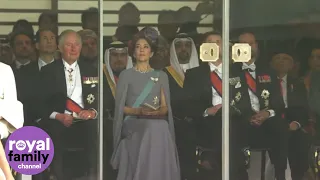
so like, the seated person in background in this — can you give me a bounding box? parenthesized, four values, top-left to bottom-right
(184, 31, 251, 180)
(39, 30, 98, 180)
(16, 28, 57, 127)
(270, 50, 311, 180)
(234, 32, 287, 180)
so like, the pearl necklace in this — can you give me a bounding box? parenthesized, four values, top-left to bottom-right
(134, 66, 153, 73)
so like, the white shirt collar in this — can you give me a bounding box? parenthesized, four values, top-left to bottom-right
(15, 60, 30, 69)
(62, 59, 78, 70)
(209, 63, 222, 73)
(180, 63, 190, 73)
(279, 75, 287, 83)
(38, 58, 54, 70)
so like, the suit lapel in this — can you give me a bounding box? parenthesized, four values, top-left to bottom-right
(204, 64, 212, 89)
(286, 76, 293, 107)
(32, 62, 40, 73)
(56, 60, 68, 97)
(201, 63, 216, 102)
(255, 66, 266, 109)
(78, 60, 86, 103)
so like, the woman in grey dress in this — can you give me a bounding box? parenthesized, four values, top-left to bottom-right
(111, 29, 180, 180)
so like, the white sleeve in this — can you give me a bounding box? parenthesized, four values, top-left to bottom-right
(0, 63, 24, 131)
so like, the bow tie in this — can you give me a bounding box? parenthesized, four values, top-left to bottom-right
(242, 64, 256, 72)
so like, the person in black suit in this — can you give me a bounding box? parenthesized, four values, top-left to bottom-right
(184, 31, 251, 180)
(16, 28, 57, 127)
(234, 32, 287, 179)
(39, 30, 98, 180)
(270, 50, 311, 180)
(164, 33, 199, 180)
(9, 31, 35, 72)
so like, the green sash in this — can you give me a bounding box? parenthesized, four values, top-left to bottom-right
(124, 70, 160, 121)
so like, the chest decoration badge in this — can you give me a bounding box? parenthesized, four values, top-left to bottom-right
(258, 75, 271, 83)
(87, 94, 95, 104)
(261, 89, 270, 107)
(153, 96, 159, 105)
(151, 77, 159, 83)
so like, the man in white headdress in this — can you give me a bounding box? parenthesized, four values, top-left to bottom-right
(103, 41, 133, 179)
(103, 41, 133, 115)
(0, 62, 24, 180)
(164, 33, 199, 180)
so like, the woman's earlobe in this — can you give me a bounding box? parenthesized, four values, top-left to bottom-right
(150, 52, 154, 58)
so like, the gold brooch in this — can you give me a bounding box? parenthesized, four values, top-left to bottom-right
(87, 94, 95, 104)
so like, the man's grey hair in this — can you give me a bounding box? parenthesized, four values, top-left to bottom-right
(58, 29, 82, 47)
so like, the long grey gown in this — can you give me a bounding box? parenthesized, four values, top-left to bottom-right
(111, 68, 180, 180)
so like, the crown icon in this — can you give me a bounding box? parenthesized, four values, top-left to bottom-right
(17, 143, 25, 148)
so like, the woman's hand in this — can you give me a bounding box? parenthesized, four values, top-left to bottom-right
(141, 108, 160, 116)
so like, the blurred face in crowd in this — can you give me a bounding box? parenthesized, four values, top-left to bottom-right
(109, 48, 128, 73)
(13, 34, 34, 60)
(150, 43, 170, 69)
(119, 8, 140, 26)
(81, 37, 98, 60)
(154, 46, 169, 62)
(39, 16, 57, 31)
(84, 15, 99, 34)
(175, 39, 192, 64)
(0, 44, 13, 65)
(309, 48, 320, 71)
(271, 53, 294, 75)
(205, 34, 222, 59)
(158, 13, 178, 41)
(37, 30, 57, 54)
(239, 33, 258, 61)
(134, 38, 153, 62)
(59, 32, 82, 63)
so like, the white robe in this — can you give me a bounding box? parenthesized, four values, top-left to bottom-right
(0, 169, 5, 179)
(0, 62, 24, 139)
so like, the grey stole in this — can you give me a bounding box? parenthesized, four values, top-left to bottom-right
(110, 70, 177, 169)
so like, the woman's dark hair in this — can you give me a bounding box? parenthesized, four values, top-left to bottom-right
(202, 31, 222, 43)
(132, 34, 157, 53)
(132, 27, 159, 53)
(12, 19, 34, 36)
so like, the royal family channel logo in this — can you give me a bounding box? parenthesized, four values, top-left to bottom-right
(5, 126, 54, 175)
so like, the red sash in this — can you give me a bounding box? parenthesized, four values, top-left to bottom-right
(245, 71, 256, 93)
(210, 71, 222, 96)
(66, 98, 83, 114)
(114, 75, 119, 84)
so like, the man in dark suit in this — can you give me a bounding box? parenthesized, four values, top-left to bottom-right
(234, 32, 287, 179)
(164, 33, 199, 180)
(16, 28, 57, 127)
(9, 31, 35, 72)
(39, 30, 98, 180)
(184, 31, 251, 180)
(270, 50, 311, 180)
